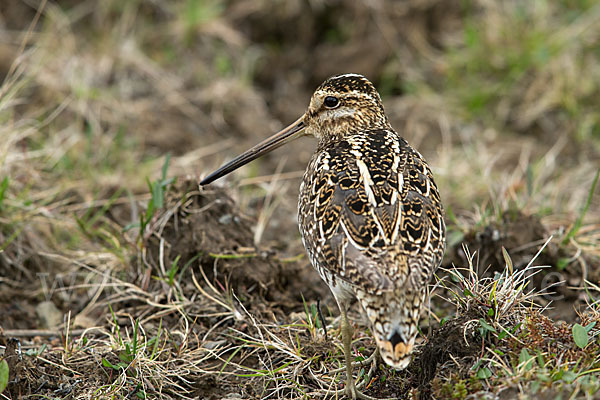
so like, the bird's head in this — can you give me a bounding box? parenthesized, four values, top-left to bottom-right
(372, 320, 416, 371)
(360, 289, 423, 371)
(303, 74, 389, 142)
(199, 74, 388, 185)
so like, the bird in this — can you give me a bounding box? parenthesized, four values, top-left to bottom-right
(199, 74, 446, 399)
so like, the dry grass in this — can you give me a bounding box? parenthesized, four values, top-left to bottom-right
(1, 0, 599, 399)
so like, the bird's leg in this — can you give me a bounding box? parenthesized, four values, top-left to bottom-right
(341, 307, 359, 399)
(341, 308, 356, 398)
(340, 309, 381, 400)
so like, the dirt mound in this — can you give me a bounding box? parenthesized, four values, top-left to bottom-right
(143, 179, 325, 314)
(415, 313, 481, 387)
(448, 210, 597, 322)
(452, 210, 556, 273)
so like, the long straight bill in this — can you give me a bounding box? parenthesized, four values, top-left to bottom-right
(200, 115, 306, 185)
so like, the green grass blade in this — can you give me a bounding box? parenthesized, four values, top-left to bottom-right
(562, 167, 600, 245)
(0, 359, 8, 393)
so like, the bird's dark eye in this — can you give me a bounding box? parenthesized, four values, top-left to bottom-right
(323, 96, 340, 109)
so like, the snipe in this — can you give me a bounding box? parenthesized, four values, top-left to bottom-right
(200, 74, 446, 399)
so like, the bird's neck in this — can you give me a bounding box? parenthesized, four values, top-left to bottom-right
(315, 119, 391, 149)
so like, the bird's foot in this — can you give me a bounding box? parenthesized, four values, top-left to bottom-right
(345, 351, 397, 400)
(345, 379, 380, 400)
(344, 383, 397, 400)
(344, 353, 383, 400)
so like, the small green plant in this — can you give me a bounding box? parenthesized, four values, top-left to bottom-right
(25, 343, 47, 358)
(124, 154, 174, 243)
(477, 367, 492, 379)
(497, 322, 521, 340)
(519, 348, 535, 372)
(472, 359, 492, 380)
(144, 154, 174, 231)
(572, 322, 595, 349)
(166, 255, 181, 287)
(478, 318, 496, 339)
(300, 294, 321, 339)
(0, 359, 8, 393)
(452, 379, 467, 399)
(103, 305, 142, 376)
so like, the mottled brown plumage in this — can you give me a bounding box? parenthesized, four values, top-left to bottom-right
(200, 74, 445, 399)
